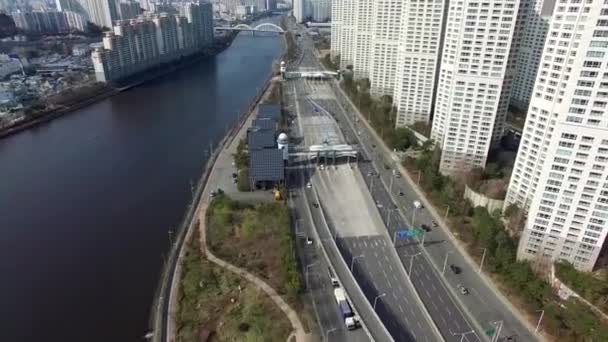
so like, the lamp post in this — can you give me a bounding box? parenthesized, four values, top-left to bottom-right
(412, 206, 419, 227)
(535, 309, 545, 335)
(351, 254, 364, 272)
(325, 328, 337, 342)
(405, 252, 421, 276)
(306, 262, 318, 289)
(389, 174, 395, 193)
(442, 251, 453, 275)
(479, 248, 487, 274)
(373, 293, 386, 311)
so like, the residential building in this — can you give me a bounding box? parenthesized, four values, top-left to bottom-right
(509, 0, 556, 111)
(55, 0, 118, 28)
(12, 11, 70, 34)
(266, 0, 277, 11)
(331, 0, 445, 125)
(311, 0, 330, 22)
(505, 0, 608, 271)
(431, 0, 520, 174)
(118, 1, 142, 20)
(91, 3, 213, 82)
(65, 10, 86, 31)
(393, 0, 446, 126)
(294, 0, 306, 23)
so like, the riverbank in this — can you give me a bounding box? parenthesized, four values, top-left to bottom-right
(0, 34, 236, 140)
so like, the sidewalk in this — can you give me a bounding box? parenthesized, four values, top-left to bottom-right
(334, 79, 539, 338)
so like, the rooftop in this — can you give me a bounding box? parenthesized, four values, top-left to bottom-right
(249, 149, 285, 182)
(257, 103, 281, 121)
(252, 118, 276, 131)
(247, 128, 275, 150)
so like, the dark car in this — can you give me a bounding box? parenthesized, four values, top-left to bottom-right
(232, 173, 237, 178)
(398, 191, 404, 196)
(312, 202, 319, 208)
(450, 264, 462, 274)
(421, 224, 431, 232)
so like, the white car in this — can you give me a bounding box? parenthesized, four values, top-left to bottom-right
(306, 182, 312, 189)
(413, 200, 423, 209)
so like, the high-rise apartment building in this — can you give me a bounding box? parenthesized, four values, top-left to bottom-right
(331, 0, 446, 125)
(12, 11, 70, 34)
(55, 0, 118, 28)
(505, 0, 608, 271)
(92, 3, 213, 82)
(431, 0, 519, 174)
(393, 0, 446, 126)
(509, 0, 556, 111)
(294, 0, 305, 22)
(118, 1, 143, 20)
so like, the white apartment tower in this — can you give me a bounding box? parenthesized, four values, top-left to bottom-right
(394, 0, 446, 126)
(506, 0, 608, 271)
(431, 0, 520, 174)
(330, 0, 446, 125)
(368, 0, 404, 96)
(509, 0, 556, 111)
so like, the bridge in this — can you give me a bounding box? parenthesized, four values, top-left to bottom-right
(214, 23, 285, 34)
(283, 70, 340, 80)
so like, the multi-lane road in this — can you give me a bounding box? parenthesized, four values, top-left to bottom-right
(284, 19, 538, 342)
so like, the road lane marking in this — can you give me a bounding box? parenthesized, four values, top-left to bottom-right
(431, 283, 437, 292)
(425, 272, 431, 281)
(389, 264, 394, 272)
(447, 307, 452, 316)
(398, 304, 404, 313)
(384, 255, 389, 262)
(387, 279, 392, 289)
(417, 320, 423, 329)
(425, 289, 431, 298)
(454, 320, 461, 330)
(438, 295, 445, 304)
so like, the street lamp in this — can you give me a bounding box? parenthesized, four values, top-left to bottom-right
(412, 206, 419, 227)
(373, 293, 386, 311)
(491, 320, 503, 342)
(405, 252, 421, 276)
(386, 208, 398, 229)
(325, 327, 337, 342)
(350, 254, 364, 272)
(442, 251, 453, 275)
(450, 329, 477, 342)
(535, 309, 545, 335)
(479, 248, 487, 274)
(389, 173, 395, 193)
(306, 262, 319, 289)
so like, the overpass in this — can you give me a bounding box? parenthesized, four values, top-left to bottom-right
(214, 23, 285, 34)
(290, 143, 358, 164)
(283, 70, 340, 80)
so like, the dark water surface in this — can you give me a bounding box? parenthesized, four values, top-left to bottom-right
(0, 28, 281, 342)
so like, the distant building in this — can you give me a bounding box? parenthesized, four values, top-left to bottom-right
(118, 1, 142, 20)
(55, 0, 118, 28)
(64, 11, 86, 31)
(265, 0, 277, 11)
(91, 3, 213, 82)
(12, 11, 70, 34)
(72, 43, 90, 56)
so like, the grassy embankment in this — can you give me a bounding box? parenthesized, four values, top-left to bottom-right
(175, 228, 292, 341)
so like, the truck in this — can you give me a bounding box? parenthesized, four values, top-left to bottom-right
(334, 288, 360, 330)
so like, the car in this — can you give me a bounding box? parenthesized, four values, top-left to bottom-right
(421, 224, 431, 232)
(319, 164, 325, 170)
(209, 191, 216, 198)
(306, 237, 314, 245)
(312, 202, 319, 208)
(457, 284, 469, 295)
(450, 264, 461, 274)
(398, 191, 404, 196)
(232, 173, 237, 178)
(306, 182, 312, 189)
(372, 144, 376, 148)
(413, 200, 423, 209)
(233, 178, 238, 184)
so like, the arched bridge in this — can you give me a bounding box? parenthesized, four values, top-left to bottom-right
(214, 23, 285, 34)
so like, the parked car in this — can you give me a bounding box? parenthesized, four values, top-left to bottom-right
(457, 284, 468, 295)
(450, 264, 461, 274)
(210, 191, 217, 198)
(421, 224, 431, 232)
(232, 173, 237, 178)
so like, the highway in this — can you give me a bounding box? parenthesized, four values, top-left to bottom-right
(284, 24, 446, 341)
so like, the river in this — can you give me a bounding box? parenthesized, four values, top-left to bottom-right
(0, 21, 282, 342)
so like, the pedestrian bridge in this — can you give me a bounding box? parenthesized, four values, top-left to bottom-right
(283, 70, 340, 80)
(290, 144, 358, 163)
(214, 23, 285, 34)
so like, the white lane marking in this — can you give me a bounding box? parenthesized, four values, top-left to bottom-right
(414, 269, 419, 276)
(398, 304, 405, 313)
(363, 240, 368, 248)
(454, 320, 461, 330)
(374, 251, 378, 258)
(382, 269, 388, 278)
(447, 307, 452, 316)
(389, 264, 394, 272)
(431, 283, 437, 292)
(384, 255, 389, 262)
(438, 295, 445, 304)
(387, 279, 392, 289)
(425, 336, 432, 342)
(440, 316, 447, 325)
(425, 272, 431, 281)
(417, 320, 423, 329)
(431, 301, 438, 310)
(424, 289, 431, 298)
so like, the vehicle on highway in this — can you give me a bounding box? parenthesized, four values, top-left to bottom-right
(372, 144, 376, 148)
(306, 182, 312, 189)
(413, 200, 423, 209)
(232, 173, 237, 178)
(210, 190, 216, 198)
(398, 191, 404, 196)
(421, 224, 431, 232)
(334, 288, 360, 330)
(306, 237, 314, 245)
(319, 164, 325, 170)
(457, 284, 469, 295)
(312, 202, 319, 208)
(392, 169, 401, 178)
(450, 264, 462, 274)
(328, 267, 340, 287)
